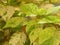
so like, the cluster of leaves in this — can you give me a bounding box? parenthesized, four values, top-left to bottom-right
(0, 0, 60, 45)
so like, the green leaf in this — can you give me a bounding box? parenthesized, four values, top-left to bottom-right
(46, 6, 60, 15)
(0, 18, 5, 28)
(29, 28, 41, 44)
(7, 0, 19, 6)
(24, 38, 30, 45)
(28, 24, 44, 44)
(32, 26, 60, 45)
(29, 26, 55, 44)
(38, 16, 60, 23)
(3, 17, 26, 28)
(26, 20, 38, 34)
(40, 37, 54, 45)
(38, 8, 47, 15)
(45, 16, 60, 23)
(39, 27, 55, 45)
(20, 3, 39, 16)
(40, 30, 60, 45)
(53, 31, 60, 45)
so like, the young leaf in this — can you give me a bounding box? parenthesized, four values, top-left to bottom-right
(38, 8, 47, 15)
(20, 3, 39, 16)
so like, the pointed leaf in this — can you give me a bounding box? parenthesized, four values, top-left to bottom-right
(3, 17, 26, 28)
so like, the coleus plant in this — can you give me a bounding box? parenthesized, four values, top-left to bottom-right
(0, 1, 60, 45)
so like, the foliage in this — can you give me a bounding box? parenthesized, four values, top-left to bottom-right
(0, 0, 60, 45)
